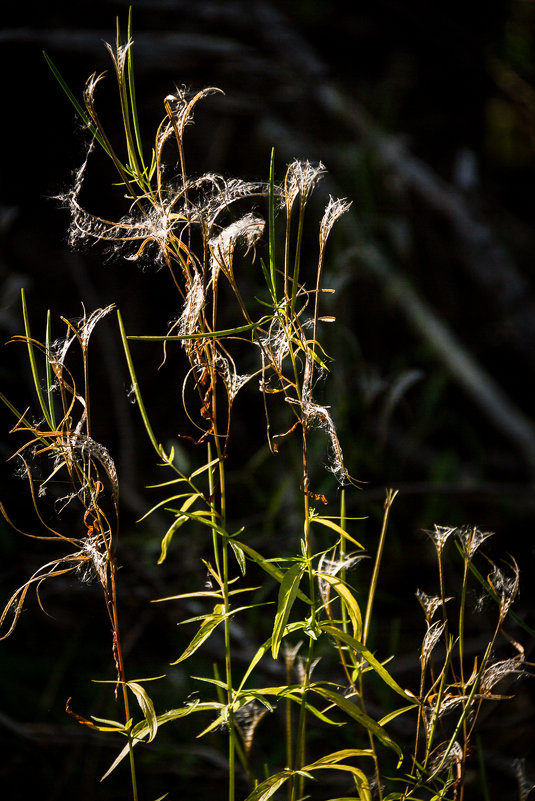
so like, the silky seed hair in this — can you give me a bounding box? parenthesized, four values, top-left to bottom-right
(416, 588, 451, 623)
(420, 620, 446, 667)
(455, 525, 494, 559)
(424, 524, 456, 555)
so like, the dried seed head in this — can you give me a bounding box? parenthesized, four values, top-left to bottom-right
(209, 213, 265, 281)
(424, 524, 456, 554)
(284, 159, 325, 214)
(456, 525, 494, 559)
(299, 401, 351, 484)
(164, 86, 223, 142)
(319, 195, 351, 253)
(317, 551, 366, 606)
(295, 655, 321, 685)
(213, 353, 252, 402)
(488, 559, 520, 620)
(513, 758, 535, 801)
(177, 272, 205, 338)
(481, 657, 525, 693)
(234, 701, 269, 755)
(104, 39, 133, 79)
(416, 589, 452, 622)
(431, 740, 463, 774)
(420, 620, 446, 666)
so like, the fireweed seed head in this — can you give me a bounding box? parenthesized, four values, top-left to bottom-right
(420, 620, 446, 667)
(480, 656, 525, 694)
(456, 525, 494, 559)
(424, 524, 456, 554)
(416, 589, 452, 622)
(317, 551, 367, 606)
(431, 740, 463, 775)
(319, 196, 351, 254)
(283, 159, 325, 215)
(209, 213, 265, 282)
(489, 559, 520, 619)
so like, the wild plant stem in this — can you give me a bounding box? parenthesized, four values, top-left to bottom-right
(292, 452, 316, 801)
(209, 387, 235, 801)
(359, 490, 396, 801)
(109, 562, 139, 801)
(363, 489, 397, 646)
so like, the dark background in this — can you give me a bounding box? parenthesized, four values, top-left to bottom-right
(1, 1, 535, 799)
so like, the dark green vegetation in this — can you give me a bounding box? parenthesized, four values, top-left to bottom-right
(1, 3, 534, 800)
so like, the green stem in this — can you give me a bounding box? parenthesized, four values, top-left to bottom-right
(362, 489, 397, 646)
(291, 454, 316, 801)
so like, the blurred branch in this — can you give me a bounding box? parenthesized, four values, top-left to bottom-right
(253, 1, 535, 364)
(349, 241, 535, 474)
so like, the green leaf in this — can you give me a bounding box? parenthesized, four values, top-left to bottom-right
(271, 562, 306, 659)
(127, 681, 158, 742)
(309, 513, 365, 548)
(234, 540, 311, 603)
(243, 769, 304, 801)
(102, 702, 215, 780)
(267, 147, 277, 302)
(320, 623, 413, 701)
(43, 52, 112, 155)
(311, 686, 402, 760)
(171, 605, 225, 664)
(152, 590, 222, 603)
(127, 317, 271, 341)
(316, 573, 362, 639)
(378, 703, 419, 727)
(301, 748, 375, 801)
(157, 493, 202, 563)
(230, 540, 246, 575)
(304, 748, 374, 767)
(237, 621, 307, 692)
(20, 289, 54, 429)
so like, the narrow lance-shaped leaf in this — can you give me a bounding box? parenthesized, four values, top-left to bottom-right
(126, 681, 158, 742)
(101, 701, 219, 780)
(43, 52, 113, 156)
(171, 605, 225, 665)
(234, 540, 311, 603)
(243, 769, 308, 801)
(309, 513, 365, 548)
(316, 573, 362, 640)
(158, 493, 202, 564)
(311, 686, 402, 761)
(271, 562, 306, 659)
(320, 623, 413, 701)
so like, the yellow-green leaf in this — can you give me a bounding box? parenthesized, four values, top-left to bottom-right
(310, 515, 365, 548)
(320, 623, 413, 701)
(158, 493, 202, 563)
(271, 562, 306, 660)
(126, 681, 158, 742)
(311, 686, 402, 760)
(171, 605, 225, 664)
(316, 573, 362, 639)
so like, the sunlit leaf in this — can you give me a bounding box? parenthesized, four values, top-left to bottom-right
(311, 686, 402, 759)
(234, 540, 311, 603)
(157, 493, 202, 563)
(320, 623, 413, 701)
(127, 681, 158, 742)
(271, 561, 306, 659)
(310, 513, 365, 548)
(171, 604, 225, 664)
(316, 573, 362, 639)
